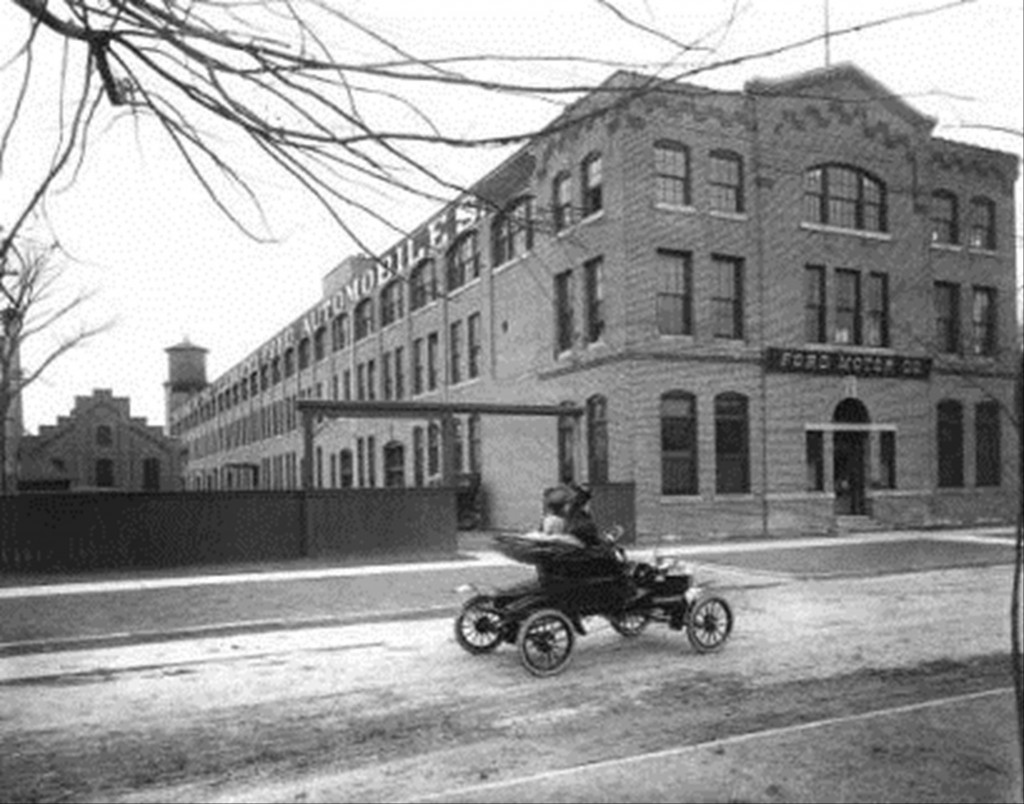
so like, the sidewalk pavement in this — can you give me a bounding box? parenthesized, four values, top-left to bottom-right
(0, 525, 1016, 600)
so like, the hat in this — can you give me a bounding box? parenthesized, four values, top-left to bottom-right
(543, 485, 573, 509)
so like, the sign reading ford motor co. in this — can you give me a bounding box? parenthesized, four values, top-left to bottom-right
(764, 347, 932, 379)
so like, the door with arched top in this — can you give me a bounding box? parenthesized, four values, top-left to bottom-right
(833, 398, 869, 515)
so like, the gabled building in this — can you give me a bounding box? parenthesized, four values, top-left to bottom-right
(19, 389, 184, 491)
(167, 63, 1020, 539)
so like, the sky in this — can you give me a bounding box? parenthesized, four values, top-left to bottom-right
(2, 0, 1022, 434)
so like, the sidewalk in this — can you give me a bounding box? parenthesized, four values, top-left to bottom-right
(0, 525, 1016, 599)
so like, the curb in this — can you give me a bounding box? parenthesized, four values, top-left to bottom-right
(0, 604, 460, 659)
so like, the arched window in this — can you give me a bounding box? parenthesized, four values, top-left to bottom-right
(661, 392, 697, 495)
(383, 441, 405, 488)
(581, 152, 603, 217)
(447, 230, 480, 292)
(354, 298, 374, 341)
(709, 150, 744, 213)
(803, 164, 886, 232)
(410, 259, 437, 311)
(937, 399, 964, 488)
(968, 196, 996, 250)
(380, 279, 404, 327)
(298, 336, 311, 370)
(492, 196, 534, 266)
(283, 347, 295, 377)
(655, 140, 691, 206)
(930, 190, 959, 245)
(552, 171, 572, 232)
(313, 326, 326, 361)
(96, 425, 113, 447)
(715, 392, 749, 494)
(587, 395, 609, 483)
(331, 313, 348, 351)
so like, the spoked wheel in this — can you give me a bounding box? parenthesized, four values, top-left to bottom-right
(516, 609, 575, 677)
(454, 595, 504, 654)
(686, 596, 733, 653)
(607, 610, 651, 637)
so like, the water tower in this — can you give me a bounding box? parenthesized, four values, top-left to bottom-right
(164, 338, 208, 431)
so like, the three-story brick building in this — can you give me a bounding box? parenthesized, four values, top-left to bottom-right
(167, 63, 1020, 539)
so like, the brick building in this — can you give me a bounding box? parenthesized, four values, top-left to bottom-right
(167, 63, 1020, 539)
(19, 389, 184, 491)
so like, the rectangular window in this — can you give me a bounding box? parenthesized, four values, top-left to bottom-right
(930, 192, 959, 245)
(557, 414, 575, 484)
(449, 320, 463, 385)
(934, 282, 960, 354)
(834, 269, 861, 345)
(715, 395, 750, 494)
(343, 369, 351, 401)
(427, 424, 440, 476)
(394, 346, 405, 399)
(655, 141, 691, 206)
(582, 153, 603, 217)
(413, 426, 425, 486)
(366, 435, 376, 487)
(865, 272, 889, 347)
(804, 265, 826, 343)
(467, 313, 482, 379)
(937, 402, 964, 488)
(340, 450, 353, 488)
(552, 172, 572, 232)
(555, 269, 575, 353)
(427, 331, 439, 390)
(468, 414, 482, 473)
(878, 431, 896, 490)
(712, 255, 744, 339)
(709, 151, 743, 213)
(356, 437, 365, 487)
(413, 337, 424, 395)
(584, 257, 604, 343)
(975, 401, 1001, 486)
(657, 249, 693, 336)
(806, 431, 823, 491)
(969, 197, 996, 250)
(382, 351, 393, 400)
(356, 363, 366, 401)
(971, 286, 997, 356)
(366, 359, 376, 400)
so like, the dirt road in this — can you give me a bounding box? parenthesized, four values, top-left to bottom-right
(1, 560, 1019, 803)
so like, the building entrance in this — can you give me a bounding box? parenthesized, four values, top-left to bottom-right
(833, 398, 869, 516)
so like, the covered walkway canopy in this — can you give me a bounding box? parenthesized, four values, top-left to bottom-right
(295, 399, 584, 490)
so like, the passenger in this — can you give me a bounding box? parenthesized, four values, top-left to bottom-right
(518, 486, 583, 547)
(564, 484, 601, 548)
(541, 485, 571, 535)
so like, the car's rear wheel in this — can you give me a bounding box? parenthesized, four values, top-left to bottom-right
(517, 609, 575, 677)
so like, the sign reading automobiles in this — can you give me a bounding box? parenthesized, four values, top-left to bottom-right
(764, 347, 932, 380)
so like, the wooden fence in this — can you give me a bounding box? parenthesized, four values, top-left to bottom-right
(0, 488, 457, 572)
